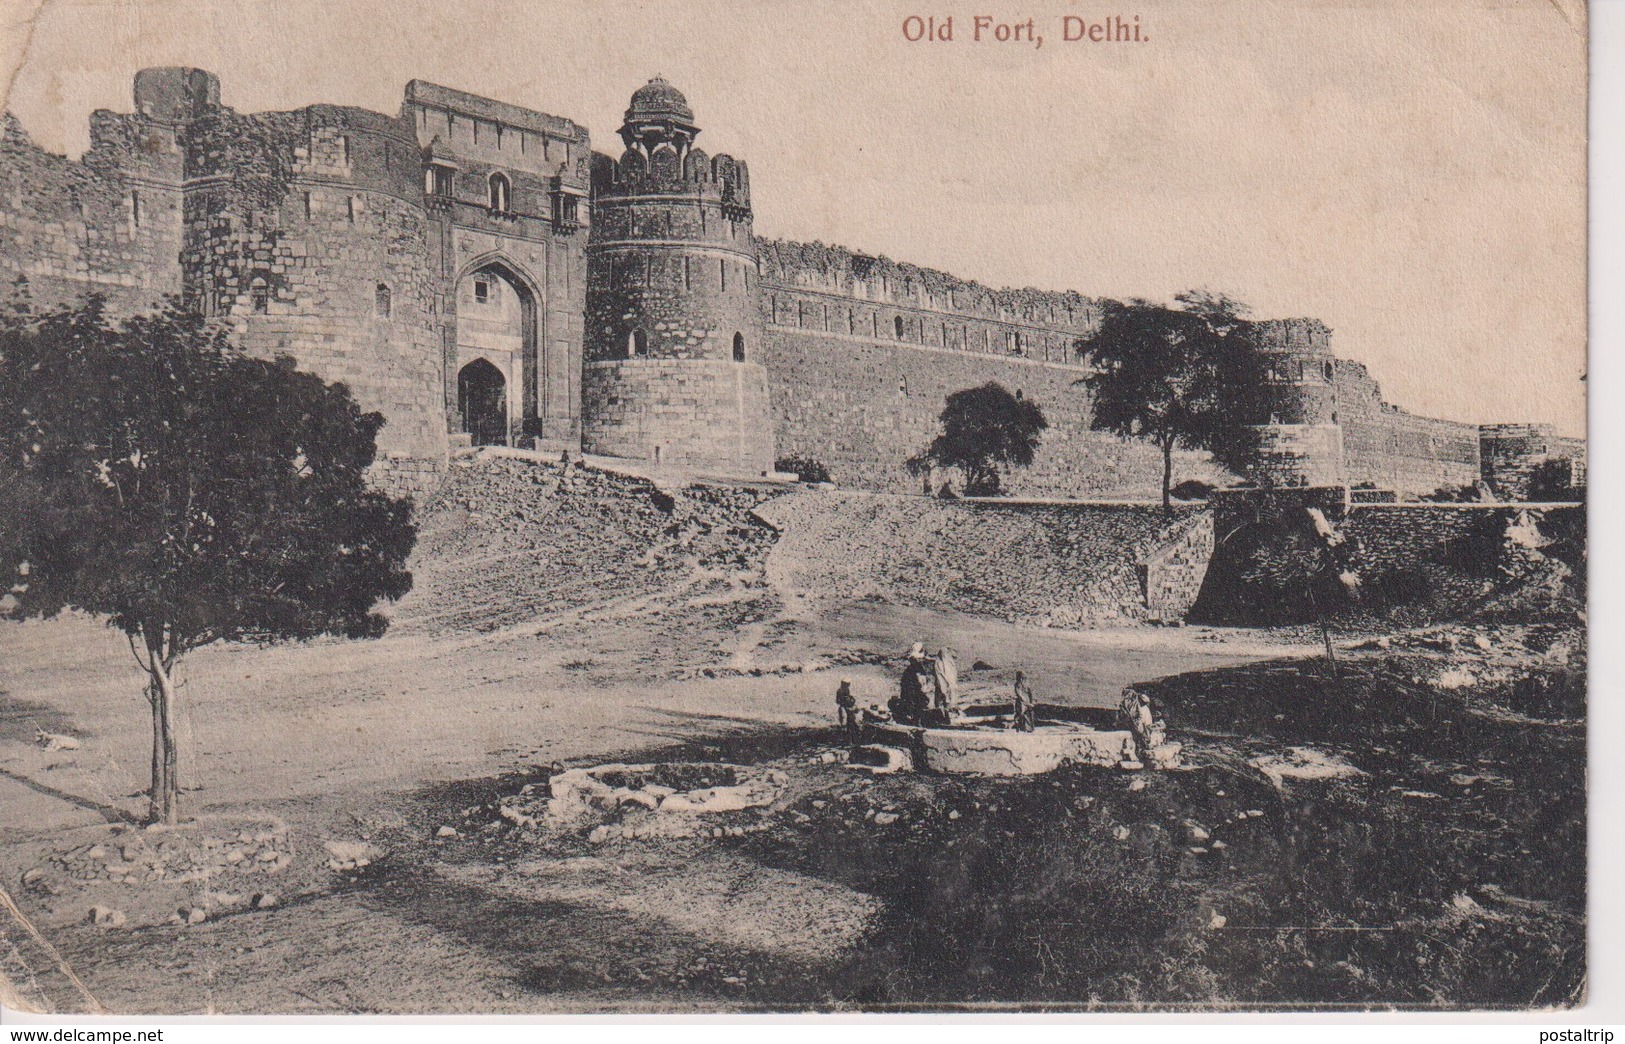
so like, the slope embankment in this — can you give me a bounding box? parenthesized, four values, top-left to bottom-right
(389, 454, 779, 635)
(755, 490, 1209, 627)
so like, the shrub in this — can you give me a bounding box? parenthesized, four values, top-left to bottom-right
(776, 455, 832, 484)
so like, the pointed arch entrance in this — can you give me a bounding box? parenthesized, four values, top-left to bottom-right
(457, 358, 508, 446)
(452, 257, 544, 447)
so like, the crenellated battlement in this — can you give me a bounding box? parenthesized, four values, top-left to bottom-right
(0, 66, 1577, 501)
(757, 238, 1101, 332)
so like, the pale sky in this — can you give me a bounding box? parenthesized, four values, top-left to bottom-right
(0, 0, 1587, 435)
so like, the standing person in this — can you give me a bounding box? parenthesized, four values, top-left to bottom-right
(1011, 670, 1036, 732)
(894, 643, 931, 724)
(835, 678, 859, 741)
(931, 647, 959, 722)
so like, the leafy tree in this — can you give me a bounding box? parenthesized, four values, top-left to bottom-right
(1078, 291, 1271, 513)
(907, 382, 1047, 496)
(1525, 458, 1585, 503)
(0, 296, 416, 824)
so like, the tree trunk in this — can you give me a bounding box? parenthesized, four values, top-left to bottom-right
(144, 634, 181, 825)
(1161, 437, 1174, 516)
(1306, 587, 1338, 678)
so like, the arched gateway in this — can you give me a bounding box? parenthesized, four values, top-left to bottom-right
(452, 260, 540, 447)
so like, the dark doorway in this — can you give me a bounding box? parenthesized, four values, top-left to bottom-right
(458, 358, 508, 446)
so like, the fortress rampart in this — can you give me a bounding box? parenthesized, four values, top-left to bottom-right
(754, 239, 1229, 497)
(0, 68, 1580, 503)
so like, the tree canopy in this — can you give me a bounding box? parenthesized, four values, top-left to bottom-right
(1079, 292, 1271, 511)
(0, 294, 416, 823)
(908, 382, 1047, 497)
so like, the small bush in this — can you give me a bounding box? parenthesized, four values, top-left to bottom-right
(776, 455, 831, 484)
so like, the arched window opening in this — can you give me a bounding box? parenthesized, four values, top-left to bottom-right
(488, 172, 511, 213)
(375, 283, 391, 318)
(630, 328, 648, 358)
(1324, 360, 1335, 380)
(732, 332, 746, 362)
(894, 315, 905, 340)
(250, 277, 269, 314)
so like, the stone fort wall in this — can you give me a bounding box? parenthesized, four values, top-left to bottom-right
(0, 69, 1577, 506)
(755, 239, 1233, 498)
(1250, 318, 1482, 495)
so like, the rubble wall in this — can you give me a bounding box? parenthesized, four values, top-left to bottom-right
(757, 489, 1211, 626)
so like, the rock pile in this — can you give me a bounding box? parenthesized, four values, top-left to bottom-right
(393, 456, 780, 635)
(498, 761, 790, 844)
(45, 823, 293, 889)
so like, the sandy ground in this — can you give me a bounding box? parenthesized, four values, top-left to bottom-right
(0, 586, 1304, 1013)
(0, 604, 1294, 838)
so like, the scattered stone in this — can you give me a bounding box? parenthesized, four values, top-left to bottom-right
(947, 810, 960, 820)
(847, 745, 910, 775)
(181, 906, 207, 925)
(225, 849, 246, 865)
(1182, 820, 1211, 844)
(436, 825, 459, 837)
(257, 849, 279, 862)
(1112, 825, 1132, 841)
(1127, 777, 1147, 792)
(86, 906, 126, 927)
(1208, 909, 1227, 930)
(873, 811, 899, 826)
(20, 868, 44, 887)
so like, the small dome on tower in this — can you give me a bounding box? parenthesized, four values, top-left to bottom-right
(626, 76, 694, 124)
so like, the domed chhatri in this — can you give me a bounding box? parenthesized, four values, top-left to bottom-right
(625, 75, 694, 124)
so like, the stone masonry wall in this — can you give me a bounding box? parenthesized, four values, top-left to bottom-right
(1200, 487, 1582, 623)
(178, 104, 446, 496)
(581, 359, 774, 473)
(0, 111, 183, 313)
(1479, 424, 1588, 500)
(758, 319, 1232, 497)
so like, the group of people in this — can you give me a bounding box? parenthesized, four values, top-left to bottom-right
(833, 642, 1039, 738)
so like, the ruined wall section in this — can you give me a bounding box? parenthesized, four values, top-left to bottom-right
(178, 103, 445, 495)
(0, 93, 188, 311)
(1479, 423, 1588, 501)
(756, 238, 1230, 497)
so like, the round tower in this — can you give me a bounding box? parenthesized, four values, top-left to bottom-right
(178, 101, 444, 495)
(1246, 318, 1347, 487)
(582, 77, 773, 474)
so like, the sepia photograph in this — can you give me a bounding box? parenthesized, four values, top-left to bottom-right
(0, 0, 1593, 1016)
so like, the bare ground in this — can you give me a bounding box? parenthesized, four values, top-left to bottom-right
(0, 456, 1585, 1012)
